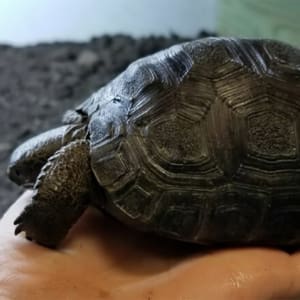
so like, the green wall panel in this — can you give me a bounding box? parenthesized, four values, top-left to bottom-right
(218, 0, 300, 46)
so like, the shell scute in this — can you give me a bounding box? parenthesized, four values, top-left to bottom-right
(86, 38, 300, 245)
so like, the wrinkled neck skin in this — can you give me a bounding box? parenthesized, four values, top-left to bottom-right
(7, 124, 87, 188)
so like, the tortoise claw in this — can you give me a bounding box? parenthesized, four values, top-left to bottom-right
(13, 206, 35, 240)
(14, 221, 33, 242)
(13, 202, 65, 248)
(14, 214, 24, 225)
(14, 224, 24, 235)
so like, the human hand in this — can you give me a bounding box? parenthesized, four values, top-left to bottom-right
(1, 191, 300, 300)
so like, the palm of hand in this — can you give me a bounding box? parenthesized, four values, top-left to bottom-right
(0, 191, 300, 300)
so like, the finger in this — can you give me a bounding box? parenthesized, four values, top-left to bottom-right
(0, 190, 34, 236)
(112, 247, 300, 300)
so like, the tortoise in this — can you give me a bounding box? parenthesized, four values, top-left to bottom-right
(7, 37, 300, 248)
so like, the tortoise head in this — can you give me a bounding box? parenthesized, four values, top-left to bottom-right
(7, 126, 69, 187)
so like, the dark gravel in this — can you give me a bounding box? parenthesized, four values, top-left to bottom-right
(0, 31, 214, 216)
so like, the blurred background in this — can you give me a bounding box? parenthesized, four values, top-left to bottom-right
(0, 0, 216, 45)
(0, 0, 299, 46)
(0, 0, 299, 214)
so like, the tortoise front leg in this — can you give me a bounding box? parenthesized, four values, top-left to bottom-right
(14, 140, 92, 248)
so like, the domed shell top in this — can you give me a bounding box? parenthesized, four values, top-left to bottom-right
(74, 38, 300, 245)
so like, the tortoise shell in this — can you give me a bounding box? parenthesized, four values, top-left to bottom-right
(73, 38, 300, 245)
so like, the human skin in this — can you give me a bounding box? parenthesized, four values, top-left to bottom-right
(1, 191, 300, 300)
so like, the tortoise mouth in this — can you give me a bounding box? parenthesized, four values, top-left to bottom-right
(7, 164, 37, 188)
(23, 182, 34, 189)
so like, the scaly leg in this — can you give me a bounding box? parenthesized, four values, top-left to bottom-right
(14, 140, 92, 248)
